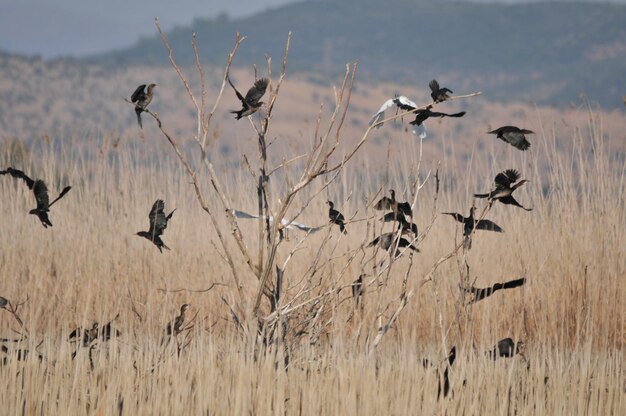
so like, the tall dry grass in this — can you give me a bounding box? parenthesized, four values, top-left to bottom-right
(0, 104, 624, 414)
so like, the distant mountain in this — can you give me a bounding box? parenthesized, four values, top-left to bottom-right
(93, 0, 626, 108)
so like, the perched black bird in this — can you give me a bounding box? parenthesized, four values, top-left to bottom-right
(368, 232, 419, 257)
(410, 108, 466, 127)
(131, 83, 157, 129)
(488, 126, 533, 151)
(429, 79, 453, 102)
(474, 169, 532, 211)
(327, 201, 347, 234)
(487, 338, 525, 360)
(381, 211, 418, 235)
(166, 304, 190, 336)
(351, 274, 364, 305)
(136, 199, 176, 253)
(374, 189, 412, 217)
(1, 167, 71, 227)
(461, 277, 526, 303)
(443, 206, 503, 249)
(228, 75, 269, 119)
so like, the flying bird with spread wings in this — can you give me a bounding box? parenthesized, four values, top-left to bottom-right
(228, 75, 269, 119)
(368, 95, 427, 138)
(429, 79, 453, 102)
(474, 169, 532, 211)
(461, 277, 526, 303)
(231, 209, 321, 233)
(131, 83, 156, 129)
(136, 199, 176, 252)
(442, 206, 503, 249)
(1, 167, 72, 228)
(488, 125, 533, 151)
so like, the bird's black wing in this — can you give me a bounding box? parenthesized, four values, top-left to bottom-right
(494, 170, 515, 188)
(392, 96, 417, 112)
(504, 131, 531, 150)
(245, 78, 269, 106)
(367, 236, 381, 248)
(503, 169, 521, 185)
(2, 167, 35, 189)
(429, 79, 440, 94)
(397, 202, 412, 217)
(148, 199, 167, 235)
(227, 75, 246, 104)
(500, 195, 532, 211)
(33, 180, 50, 210)
(374, 196, 393, 211)
(48, 186, 72, 209)
(131, 85, 146, 103)
(442, 212, 465, 224)
(474, 219, 504, 232)
(497, 277, 526, 290)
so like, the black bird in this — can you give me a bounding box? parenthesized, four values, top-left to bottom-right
(381, 212, 418, 235)
(131, 83, 156, 129)
(487, 338, 525, 360)
(136, 199, 176, 253)
(100, 314, 122, 342)
(69, 322, 99, 347)
(474, 169, 532, 211)
(351, 274, 364, 305)
(327, 201, 347, 234)
(368, 232, 419, 257)
(228, 75, 269, 119)
(429, 79, 453, 102)
(443, 206, 503, 249)
(1, 167, 72, 228)
(0, 296, 7, 309)
(410, 108, 466, 127)
(488, 126, 533, 151)
(461, 277, 526, 303)
(438, 346, 457, 400)
(166, 304, 190, 336)
(374, 189, 412, 217)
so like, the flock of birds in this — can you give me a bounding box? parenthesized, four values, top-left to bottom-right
(1, 75, 531, 378)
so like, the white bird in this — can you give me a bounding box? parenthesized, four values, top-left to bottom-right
(231, 210, 322, 233)
(369, 96, 427, 139)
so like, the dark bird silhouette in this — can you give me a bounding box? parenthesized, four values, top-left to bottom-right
(410, 108, 466, 127)
(1, 167, 72, 227)
(368, 232, 419, 257)
(461, 277, 526, 303)
(368, 95, 427, 138)
(69, 322, 99, 347)
(474, 169, 532, 211)
(438, 346, 457, 400)
(429, 79, 453, 102)
(136, 199, 176, 253)
(0, 296, 7, 309)
(326, 201, 347, 234)
(487, 338, 525, 360)
(100, 314, 122, 342)
(1, 345, 43, 362)
(381, 211, 418, 235)
(351, 274, 364, 305)
(374, 189, 412, 217)
(131, 83, 156, 129)
(228, 75, 269, 119)
(488, 126, 533, 151)
(443, 206, 503, 249)
(166, 304, 190, 336)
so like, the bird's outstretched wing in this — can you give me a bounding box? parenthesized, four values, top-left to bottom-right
(245, 78, 269, 106)
(227, 75, 246, 104)
(506, 132, 531, 150)
(442, 212, 465, 224)
(1, 167, 35, 189)
(496, 169, 520, 187)
(48, 186, 72, 209)
(500, 195, 533, 211)
(369, 96, 417, 126)
(393, 96, 417, 112)
(429, 79, 440, 94)
(374, 196, 393, 211)
(232, 209, 320, 233)
(474, 219, 504, 232)
(131, 85, 146, 103)
(33, 180, 50, 210)
(149, 199, 167, 235)
(497, 277, 526, 290)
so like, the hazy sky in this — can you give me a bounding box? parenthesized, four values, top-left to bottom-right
(1, 0, 624, 57)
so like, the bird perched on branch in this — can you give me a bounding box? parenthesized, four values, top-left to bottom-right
(442, 206, 503, 249)
(228, 75, 269, 119)
(131, 83, 156, 129)
(486, 338, 525, 360)
(374, 189, 412, 218)
(327, 201, 347, 234)
(368, 95, 427, 138)
(429, 79, 453, 102)
(381, 212, 418, 235)
(136, 199, 176, 252)
(368, 232, 419, 257)
(488, 125, 533, 151)
(461, 277, 526, 303)
(166, 304, 190, 336)
(1, 167, 71, 228)
(474, 169, 532, 211)
(351, 274, 364, 305)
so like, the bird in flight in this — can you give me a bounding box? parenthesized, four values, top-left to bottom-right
(1, 167, 71, 228)
(474, 169, 532, 211)
(461, 277, 526, 303)
(326, 201, 347, 234)
(410, 108, 466, 127)
(231, 209, 321, 233)
(488, 126, 533, 151)
(131, 83, 156, 129)
(429, 79, 453, 102)
(136, 199, 176, 252)
(381, 211, 418, 235)
(368, 232, 419, 257)
(228, 75, 269, 119)
(368, 96, 427, 138)
(442, 206, 503, 249)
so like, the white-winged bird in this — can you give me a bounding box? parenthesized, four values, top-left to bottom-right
(369, 95, 428, 139)
(1, 167, 71, 228)
(474, 169, 532, 211)
(232, 209, 321, 234)
(228, 75, 269, 120)
(131, 83, 156, 129)
(488, 125, 533, 151)
(327, 201, 347, 234)
(461, 277, 526, 303)
(136, 199, 176, 253)
(374, 189, 412, 218)
(429, 79, 453, 102)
